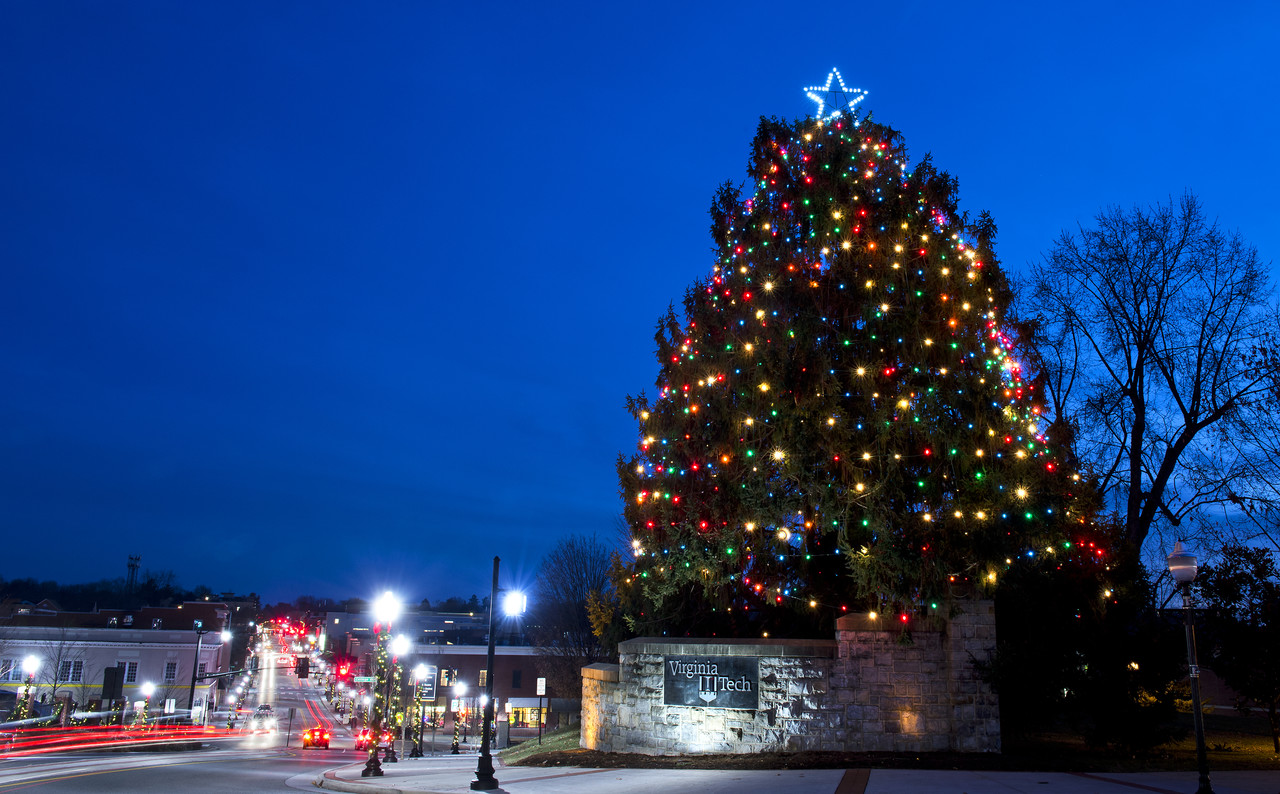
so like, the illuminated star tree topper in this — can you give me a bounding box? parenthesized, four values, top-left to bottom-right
(804, 68, 867, 122)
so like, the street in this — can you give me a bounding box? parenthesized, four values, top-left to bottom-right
(0, 748, 331, 792)
(0, 638, 375, 792)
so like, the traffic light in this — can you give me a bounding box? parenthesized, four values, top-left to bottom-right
(296, 658, 310, 678)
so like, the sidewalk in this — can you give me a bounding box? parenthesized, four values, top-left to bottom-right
(314, 754, 1280, 794)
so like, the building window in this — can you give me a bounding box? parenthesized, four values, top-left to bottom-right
(123, 615, 134, 626)
(107, 617, 118, 626)
(117, 661, 139, 683)
(164, 661, 178, 682)
(151, 618, 163, 630)
(0, 659, 15, 681)
(58, 660, 84, 683)
(198, 662, 207, 678)
(512, 669, 522, 689)
(478, 669, 487, 687)
(440, 668, 454, 687)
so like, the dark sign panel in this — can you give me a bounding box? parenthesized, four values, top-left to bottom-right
(663, 655, 758, 709)
(417, 665, 438, 700)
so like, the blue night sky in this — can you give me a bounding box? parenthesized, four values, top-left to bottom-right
(2, 2, 1276, 606)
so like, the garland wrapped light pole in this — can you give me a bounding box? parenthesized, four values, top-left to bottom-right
(385, 634, 410, 763)
(410, 663, 429, 757)
(137, 682, 155, 728)
(1168, 542, 1214, 794)
(361, 591, 400, 778)
(450, 681, 466, 753)
(13, 656, 40, 721)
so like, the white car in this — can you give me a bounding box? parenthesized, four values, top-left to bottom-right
(250, 705, 277, 730)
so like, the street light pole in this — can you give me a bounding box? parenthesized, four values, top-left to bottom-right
(1168, 541, 1214, 794)
(385, 634, 408, 763)
(17, 656, 40, 721)
(451, 681, 466, 753)
(410, 663, 428, 758)
(139, 681, 155, 728)
(187, 622, 210, 714)
(472, 556, 501, 791)
(362, 591, 400, 778)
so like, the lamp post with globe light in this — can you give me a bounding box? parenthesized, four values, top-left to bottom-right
(450, 681, 466, 754)
(208, 630, 231, 726)
(15, 656, 40, 721)
(1168, 542, 1214, 794)
(471, 556, 527, 791)
(187, 624, 232, 723)
(410, 663, 429, 757)
(384, 634, 410, 763)
(138, 682, 155, 728)
(361, 592, 400, 778)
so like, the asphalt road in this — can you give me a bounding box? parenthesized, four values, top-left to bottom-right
(0, 747, 339, 792)
(0, 633, 368, 792)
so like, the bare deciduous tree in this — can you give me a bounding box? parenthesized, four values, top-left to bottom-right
(1022, 192, 1277, 556)
(36, 629, 89, 704)
(528, 534, 613, 698)
(1217, 349, 1280, 553)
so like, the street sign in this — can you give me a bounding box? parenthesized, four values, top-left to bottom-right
(353, 676, 376, 683)
(416, 665, 437, 700)
(536, 677, 546, 696)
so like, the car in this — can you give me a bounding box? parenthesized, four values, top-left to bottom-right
(353, 728, 392, 750)
(250, 705, 277, 731)
(301, 727, 330, 749)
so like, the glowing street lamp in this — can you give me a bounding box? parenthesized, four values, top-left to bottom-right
(451, 681, 466, 754)
(501, 591, 527, 617)
(139, 681, 156, 726)
(384, 634, 410, 763)
(188, 620, 227, 715)
(472, 556, 526, 791)
(15, 656, 40, 721)
(374, 591, 402, 625)
(362, 591, 400, 778)
(410, 663, 429, 758)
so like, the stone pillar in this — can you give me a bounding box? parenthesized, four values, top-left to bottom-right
(580, 663, 619, 750)
(945, 600, 1000, 752)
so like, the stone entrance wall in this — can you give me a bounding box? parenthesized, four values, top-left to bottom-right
(581, 601, 999, 754)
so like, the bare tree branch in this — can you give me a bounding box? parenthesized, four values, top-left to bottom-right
(1022, 193, 1277, 555)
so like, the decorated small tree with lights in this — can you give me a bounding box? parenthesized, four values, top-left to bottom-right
(616, 71, 1105, 637)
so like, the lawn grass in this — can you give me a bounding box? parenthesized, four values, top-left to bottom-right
(499, 724, 582, 765)
(1003, 711, 1279, 772)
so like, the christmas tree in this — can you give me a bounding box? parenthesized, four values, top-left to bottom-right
(616, 71, 1104, 637)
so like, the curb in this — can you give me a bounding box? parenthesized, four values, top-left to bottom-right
(314, 766, 451, 794)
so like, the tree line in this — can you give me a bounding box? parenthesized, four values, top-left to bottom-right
(0, 570, 212, 612)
